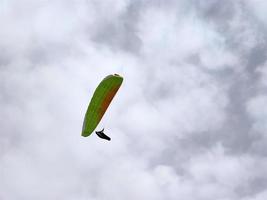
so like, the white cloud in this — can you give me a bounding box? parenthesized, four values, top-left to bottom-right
(246, 0, 267, 27)
(1, 0, 267, 199)
(247, 95, 267, 134)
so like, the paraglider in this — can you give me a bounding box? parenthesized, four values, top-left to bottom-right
(81, 74, 123, 140)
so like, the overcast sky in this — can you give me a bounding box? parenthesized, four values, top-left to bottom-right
(1, 0, 267, 199)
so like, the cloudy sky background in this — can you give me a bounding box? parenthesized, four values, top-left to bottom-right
(1, 0, 267, 199)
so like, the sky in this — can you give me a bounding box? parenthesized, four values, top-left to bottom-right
(1, 0, 267, 199)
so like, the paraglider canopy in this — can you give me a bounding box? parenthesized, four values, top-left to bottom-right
(81, 74, 123, 137)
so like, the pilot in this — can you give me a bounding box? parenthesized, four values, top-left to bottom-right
(95, 128, 111, 141)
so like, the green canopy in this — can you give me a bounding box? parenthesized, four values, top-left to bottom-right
(82, 74, 123, 137)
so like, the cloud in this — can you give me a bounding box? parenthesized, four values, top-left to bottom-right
(1, 0, 267, 199)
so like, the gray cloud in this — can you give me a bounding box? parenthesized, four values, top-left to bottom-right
(1, 0, 267, 199)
